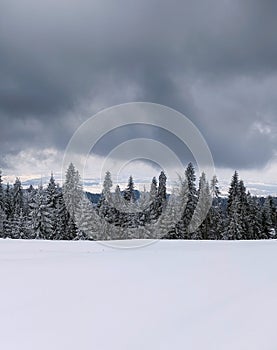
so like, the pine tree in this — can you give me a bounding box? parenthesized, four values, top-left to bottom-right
(182, 163, 197, 239)
(29, 185, 53, 239)
(192, 172, 212, 239)
(53, 191, 70, 240)
(150, 177, 158, 200)
(261, 196, 275, 238)
(223, 197, 243, 240)
(157, 171, 167, 213)
(63, 163, 83, 222)
(102, 171, 112, 199)
(0, 170, 4, 211)
(124, 176, 135, 202)
(11, 209, 27, 239)
(148, 177, 159, 222)
(98, 171, 113, 220)
(0, 206, 6, 238)
(13, 177, 23, 216)
(246, 193, 262, 240)
(209, 175, 222, 239)
(156, 190, 180, 239)
(170, 175, 189, 239)
(224, 174, 248, 240)
(4, 183, 14, 220)
(227, 171, 239, 215)
(75, 197, 94, 239)
(46, 174, 59, 236)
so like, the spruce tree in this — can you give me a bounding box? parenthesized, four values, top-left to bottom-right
(227, 171, 239, 215)
(0, 207, 6, 238)
(13, 177, 23, 216)
(29, 185, 53, 239)
(4, 183, 14, 220)
(124, 176, 135, 202)
(157, 171, 167, 210)
(0, 170, 4, 211)
(182, 163, 197, 239)
(192, 172, 212, 239)
(63, 163, 83, 222)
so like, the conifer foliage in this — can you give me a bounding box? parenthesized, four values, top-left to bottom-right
(0, 164, 276, 241)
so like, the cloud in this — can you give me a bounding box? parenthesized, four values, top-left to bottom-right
(0, 0, 277, 179)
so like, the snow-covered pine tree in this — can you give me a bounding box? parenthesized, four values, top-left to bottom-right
(46, 174, 60, 236)
(75, 197, 94, 240)
(227, 171, 239, 215)
(11, 209, 28, 239)
(102, 171, 112, 199)
(169, 175, 189, 239)
(209, 175, 222, 239)
(155, 189, 180, 239)
(150, 177, 158, 200)
(0, 206, 6, 238)
(246, 193, 262, 240)
(261, 196, 275, 238)
(191, 172, 212, 239)
(13, 177, 23, 217)
(4, 183, 14, 220)
(148, 177, 159, 222)
(223, 197, 243, 240)
(98, 171, 113, 221)
(123, 175, 135, 202)
(0, 170, 4, 211)
(224, 174, 249, 240)
(29, 185, 53, 239)
(157, 171, 167, 214)
(53, 191, 70, 240)
(63, 163, 83, 224)
(113, 185, 122, 206)
(181, 162, 197, 239)
(237, 180, 250, 239)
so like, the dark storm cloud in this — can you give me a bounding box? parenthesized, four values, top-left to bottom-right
(0, 0, 277, 171)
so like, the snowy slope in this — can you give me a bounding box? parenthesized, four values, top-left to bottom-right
(0, 239, 277, 350)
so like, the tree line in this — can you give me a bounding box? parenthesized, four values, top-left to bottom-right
(0, 163, 276, 241)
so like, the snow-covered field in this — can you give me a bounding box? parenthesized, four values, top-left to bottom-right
(0, 239, 277, 350)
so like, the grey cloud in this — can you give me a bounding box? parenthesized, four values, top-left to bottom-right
(0, 0, 277, 172)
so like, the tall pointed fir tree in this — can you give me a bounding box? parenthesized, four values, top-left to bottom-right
(157, 171, 167, 214)
(224, 173, 247, 240)
(209, 175, 222, 239)
(0, 170, 5, 237)
(53, 190, 70, 240)
(3, 183, 14, 237)
(246, 193, 262, 240)
(46, 173, 60, 236)
(171, 175, 189, 239)
(192, 172, 212, 239)
(227, 171, 239, 215)
(62, 163, 82, 238)
(223, 196, 244, 240)
(75, 197, 94, 240)
(98, 171, 113, 219)
(13, 177, 23, 217)
(123, 175, 135, 202)
(148, 176, 159, 222)
(0, 170, 4, 211)
(180, 162, 197, 239)
(29, 185, 53, 239)
(0, 206, 6, 238)
(261, 196, 275, 238)
(11, 208, 28, 239)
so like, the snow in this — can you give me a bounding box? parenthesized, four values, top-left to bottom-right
(0, 238, 277, 350)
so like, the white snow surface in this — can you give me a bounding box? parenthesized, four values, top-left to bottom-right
(0, 238, 277, 350)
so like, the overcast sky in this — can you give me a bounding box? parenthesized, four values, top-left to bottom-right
(0, 0, 277, 184)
